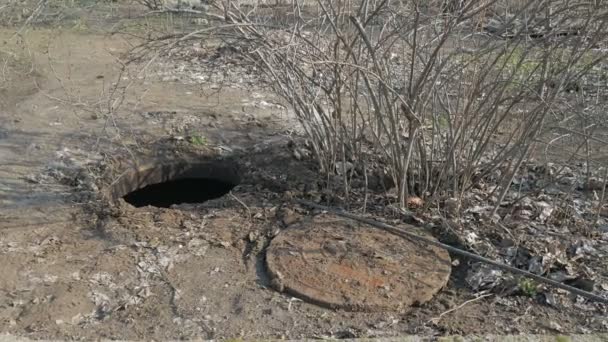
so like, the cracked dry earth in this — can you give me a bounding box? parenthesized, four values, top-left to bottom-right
(1, 21, 607, 340)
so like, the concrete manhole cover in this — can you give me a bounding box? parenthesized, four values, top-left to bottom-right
(266, 214, 451, 312)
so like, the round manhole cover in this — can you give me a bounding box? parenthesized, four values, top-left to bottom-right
(266, 214, 451, 312)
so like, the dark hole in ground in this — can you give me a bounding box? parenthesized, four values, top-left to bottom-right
(123, 178, 237, 208)
(112, 160, 241, 208)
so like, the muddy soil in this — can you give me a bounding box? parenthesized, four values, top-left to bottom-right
(1, 3, 607, 340)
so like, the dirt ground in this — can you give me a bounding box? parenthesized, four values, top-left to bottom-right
(1, 2, 607, 340)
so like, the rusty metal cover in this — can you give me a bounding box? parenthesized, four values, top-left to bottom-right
(266, 214, 451, 312)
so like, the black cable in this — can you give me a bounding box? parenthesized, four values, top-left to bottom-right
(294, 198, 608, 305)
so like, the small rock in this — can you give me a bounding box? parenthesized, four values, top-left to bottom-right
(542, 292, 560, 307)
(322, 240, 347, 256)
(278, 208, 300, 226)
(406, 196, 424, 209)
(546, 320, 563, 332)
(535, 201, 554, 222)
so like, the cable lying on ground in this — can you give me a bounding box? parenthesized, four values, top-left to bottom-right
(294, 198, 608, 305)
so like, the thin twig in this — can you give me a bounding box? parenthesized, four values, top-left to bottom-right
(230, 192, 252, 223)
(429, 293, 493, 325)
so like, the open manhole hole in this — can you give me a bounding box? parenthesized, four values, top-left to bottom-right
(110, 160, 241, 208)
(266, 214, 451, 312)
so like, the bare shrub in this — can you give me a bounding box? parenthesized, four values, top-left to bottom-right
(138, 0, 608, 208)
